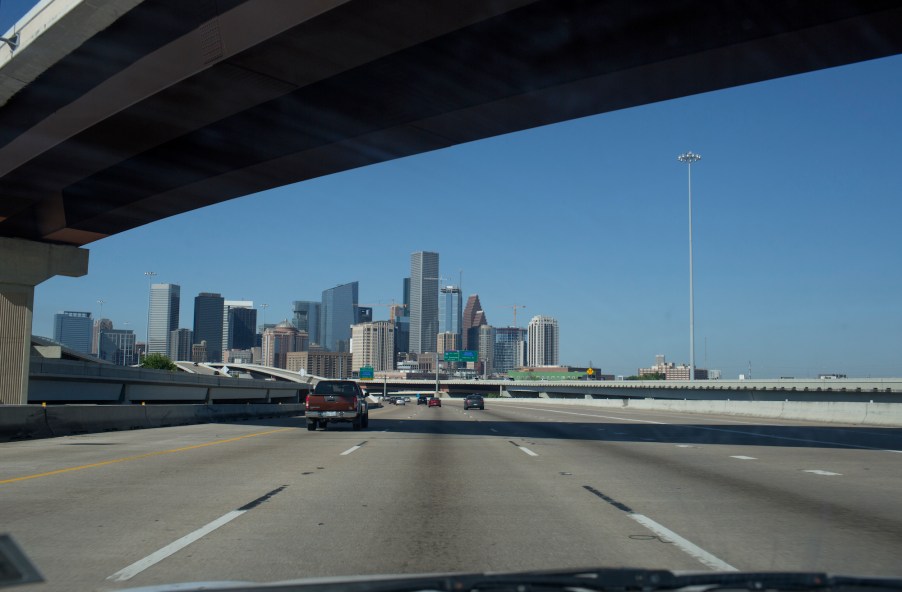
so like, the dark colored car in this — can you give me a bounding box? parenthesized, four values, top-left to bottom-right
(463, 394, 484, 410)
(428, 397, 442, 407)
(417, 394, 429, 405)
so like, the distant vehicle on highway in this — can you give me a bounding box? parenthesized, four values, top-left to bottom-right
(417, 394, 428, 405)
(464, 394, 484, 410)
(404, 396, 411, 402)
(428, 397, 441, 407)
(396, 397, 407, 405)
(305, 380, 369, 431)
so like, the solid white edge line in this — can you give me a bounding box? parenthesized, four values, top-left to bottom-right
(340, 445, 362, 456)
(803, 469, 842, 476)
(108, 510, 245, 582)
(730, 455, 757, 460)
(630, 514, 737, 572)
(518, 446, 539, 457)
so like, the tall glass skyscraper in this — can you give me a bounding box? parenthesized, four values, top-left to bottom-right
(292, 300, 320, 345)
(228, 306, 257, 350)
(148, 283, 180, 356)
(193, 292, 224, 363)
(320, 282, 358, 352)
(494, 327, 527, 374)
(410, 251, 439, 353)
(439, 285, 462, 344)
(53, 311, 92, 354)
(98, 329, 136, 366)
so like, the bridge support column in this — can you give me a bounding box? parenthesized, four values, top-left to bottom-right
(0, 238, 89, 405)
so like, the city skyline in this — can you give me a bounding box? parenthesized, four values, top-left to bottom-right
(26, 54, 902, 379)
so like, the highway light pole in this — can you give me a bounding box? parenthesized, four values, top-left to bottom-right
(677, 151, 701, 381)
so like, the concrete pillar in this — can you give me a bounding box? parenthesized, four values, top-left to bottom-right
(0, 238, 89, 405)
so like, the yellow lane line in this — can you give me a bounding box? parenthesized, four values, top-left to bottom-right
(0, 428, 293, 486)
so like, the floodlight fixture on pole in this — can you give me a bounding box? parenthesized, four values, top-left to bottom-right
(677, 151, 701, 381)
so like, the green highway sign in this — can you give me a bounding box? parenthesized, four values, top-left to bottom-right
(444, 350, 478, 362)
(359, 366, 374, 380)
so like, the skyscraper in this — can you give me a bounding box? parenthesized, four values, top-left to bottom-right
(223, 300, 254, 350)
(53, 311, 92, 354)
(439, 285, 462, 342)
(409, 251, 439, 353)
(527, 315, 559, 367)
(320, 282, 358, 352)
(494, 327, 527, 374)
(169, 328, 193, 361)
(478, 325, 496, 377)
(351, 321, 395, 373)
(462, 295, 487, 351)
(148, 283, 180, 356)
(228, 305, 257, 350)
(193, 292, 224, 363)
(98, 329, 136, 366)
(262, 321, 307, 368)
(291, 300, 320, 345)
(91, 318, 113, 355)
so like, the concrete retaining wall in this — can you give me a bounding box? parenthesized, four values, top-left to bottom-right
(492, 398, 902, 426)
(0, 404, 305, 441)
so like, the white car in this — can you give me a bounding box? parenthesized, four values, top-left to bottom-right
(396, 398, 407, 405)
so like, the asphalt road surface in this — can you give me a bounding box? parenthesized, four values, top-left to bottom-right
(2, 399, 901, 592)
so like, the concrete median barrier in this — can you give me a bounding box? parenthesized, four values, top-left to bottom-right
(44, 405, 147, 436)
(144, 405, 202, 428)
(0, 406, 52, 440)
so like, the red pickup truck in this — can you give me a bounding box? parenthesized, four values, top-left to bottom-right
(304, 380, 369, 431)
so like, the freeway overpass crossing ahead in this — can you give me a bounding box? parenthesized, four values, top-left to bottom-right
(3, 0, 902, 404)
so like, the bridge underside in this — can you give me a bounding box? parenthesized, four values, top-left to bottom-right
(1, 0, 901, 245)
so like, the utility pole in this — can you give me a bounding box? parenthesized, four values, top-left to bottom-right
(678, 151, 701, 381)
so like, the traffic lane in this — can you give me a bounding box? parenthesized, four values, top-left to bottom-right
(0, 415, 308, 481)
(461, 402, 902, 526)
(0, 418, 368, 592)
(486, 400, 902, 449)
(437, 399, 902, 452)
(120, 406, 707, 587)
(455, 403, 902, 575)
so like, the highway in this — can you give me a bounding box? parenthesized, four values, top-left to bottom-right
(2, 400, 902, 591)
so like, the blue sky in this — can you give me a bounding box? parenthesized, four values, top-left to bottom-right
(6, 3, 901, 379)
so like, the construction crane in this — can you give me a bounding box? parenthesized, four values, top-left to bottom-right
(358, 301, 408, 322)
(500, 304, 526, 327)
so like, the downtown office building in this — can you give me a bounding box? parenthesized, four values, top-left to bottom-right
(409, 251, 439, 354)
(320, 282, 358, 352)
(527, 315, 559, 367)
(53, 311, 93, 354)
(194, 292, 224, 363)
(148, 283, 180, 356)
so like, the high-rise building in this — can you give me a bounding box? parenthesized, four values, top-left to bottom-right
(262, 321, 308, 368)
(351, 321, 395, 373)
(169, 328, 193, 361)
(477, 325, 496, 376)
(402, 278, 410, 316)
(193, 293, 224, 363)
(494, 327, 527, 374)
(225, 303, 257, 351)
(320, 282, 358, 352)
(148, 283, 180, 356)
(354, 306, 373, 324)
(98, 329, 136, 366)
(527, 315, 559, 367)
(291, 301, 321, 345)
(286, 350, 352, 379)
(409, 251, 439, 353)
(91, 318, 113, 355)
(53, 311, 92, 354)
(462, 295, 487, 351)
(439, 285, 462, 341)
(223, 300, 254, 351)
(437, 331, 459, 355)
